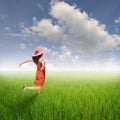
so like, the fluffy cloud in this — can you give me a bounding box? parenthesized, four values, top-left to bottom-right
(50, 1, 120, 53)
(19, 43, 26, 49)
(22, 1, 120, 53)
(44, 45, 73, 62)
(111, 34, 120, 45)
(59, 45, 72, 61)
(31, 18, 63, 40)
(115, 17, 120, 24)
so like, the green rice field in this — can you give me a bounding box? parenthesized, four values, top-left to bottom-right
(0, 71, 120, 120)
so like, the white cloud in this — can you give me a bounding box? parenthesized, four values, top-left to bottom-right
(112, 34, 120, 45)
(59, 45, 73, 61)
(96, 53, 114, 63)
(31, 18, 64, 40)
(19, 43, 26, 49)
(19, 1, 120, 53)
(45, 45, 80, 63)
(2, 32, 25, 38)
(115, 17, 120, 23)
(50, 1, 120, 53)
(33, 17, 38, 24)
(44, 44, 120, 71)
(37, 3, 44, 11)
(50, 0, 60, 6)
(19, 22, 31, 34)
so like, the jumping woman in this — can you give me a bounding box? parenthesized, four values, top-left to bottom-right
(19, 46, 46, 94)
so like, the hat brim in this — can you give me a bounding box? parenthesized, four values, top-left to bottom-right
(32, 47, 46, 57)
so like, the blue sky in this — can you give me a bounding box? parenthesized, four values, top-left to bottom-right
(0, 0, 120, 71)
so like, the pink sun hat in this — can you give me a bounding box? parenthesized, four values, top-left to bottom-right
(32, 46, 46, 57)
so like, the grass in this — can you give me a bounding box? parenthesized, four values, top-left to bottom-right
(0, 71, 120, 120)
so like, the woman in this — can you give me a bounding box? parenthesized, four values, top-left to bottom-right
(19, 46, 46, 94)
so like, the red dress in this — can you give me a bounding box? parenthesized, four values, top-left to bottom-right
(34, 61, 46, 86)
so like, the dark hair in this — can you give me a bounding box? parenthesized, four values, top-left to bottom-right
(32, 54, 43, 63)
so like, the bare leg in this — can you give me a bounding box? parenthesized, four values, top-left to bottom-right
(23, 86, 42, 94)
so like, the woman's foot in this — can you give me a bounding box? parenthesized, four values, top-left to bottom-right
(22, 86, 26, 92)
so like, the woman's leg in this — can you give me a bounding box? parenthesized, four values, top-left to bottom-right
(23, 86, 42, 93)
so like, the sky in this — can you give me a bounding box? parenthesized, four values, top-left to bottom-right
(0, 0, 120, 71)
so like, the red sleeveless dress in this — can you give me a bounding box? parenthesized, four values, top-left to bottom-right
(34, 61, 46, 86)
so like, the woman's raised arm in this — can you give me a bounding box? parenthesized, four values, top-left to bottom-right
(19, 59, 33, 67)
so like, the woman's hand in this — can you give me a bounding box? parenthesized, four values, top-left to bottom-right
(18, 63, 22, 68)
(41, 65, 45, 70)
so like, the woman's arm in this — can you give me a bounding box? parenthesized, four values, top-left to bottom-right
(19, 59, 33, 67)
